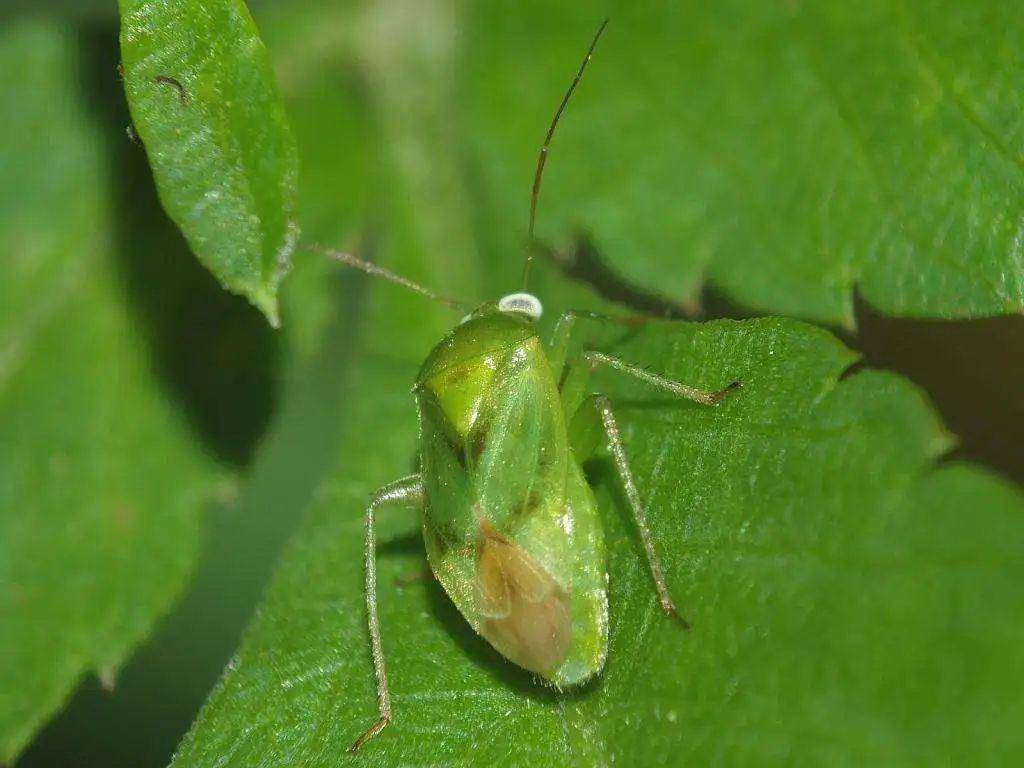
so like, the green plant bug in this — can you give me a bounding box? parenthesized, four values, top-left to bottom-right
(317, 20, 740, 752)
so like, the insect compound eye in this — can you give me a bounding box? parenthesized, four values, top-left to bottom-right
(498, 292, 543, 321)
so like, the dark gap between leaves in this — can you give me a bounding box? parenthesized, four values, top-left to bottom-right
(79, 22, 281, 469)
(551, 237, 1024, 486)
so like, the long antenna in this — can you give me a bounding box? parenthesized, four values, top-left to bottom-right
(311, 244, 469, 311)
(523, 18, 609, 289)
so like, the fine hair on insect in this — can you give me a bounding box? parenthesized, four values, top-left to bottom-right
(312, 19, 741, 753)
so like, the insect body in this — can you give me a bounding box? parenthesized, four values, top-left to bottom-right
(418, 309, 608, 687)
(326, 21, 741, 752)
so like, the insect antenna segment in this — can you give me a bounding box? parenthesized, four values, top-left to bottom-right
(522, 18, 609, 290)
(311, 244, 469, 312)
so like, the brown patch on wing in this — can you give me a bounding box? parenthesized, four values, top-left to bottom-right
(475, 522, 571, 675)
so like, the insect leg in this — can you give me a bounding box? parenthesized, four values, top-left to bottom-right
(350, 474, 425, 753)
(591, 395, 690, 628)
(585, 351, 741, 406)
(548, 309, 646, 380)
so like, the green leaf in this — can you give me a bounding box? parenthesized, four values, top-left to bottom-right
(0, 20, 218, 762)
(463, 1, 1024, 326)
(167, 312, 1024, 766)
(118, 0, 300, 326)
(164, 6, 1023, 761)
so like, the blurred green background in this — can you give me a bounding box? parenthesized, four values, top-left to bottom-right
(2, 1, 1023, 765)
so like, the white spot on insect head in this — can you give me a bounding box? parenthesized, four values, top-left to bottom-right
(559, 512, 574, 536)
(498, 292, 543, 320)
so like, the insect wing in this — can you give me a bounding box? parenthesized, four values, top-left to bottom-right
(471, 341, 568, 542)
(475, 522, 572, 675)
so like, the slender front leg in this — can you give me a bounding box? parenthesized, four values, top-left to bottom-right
(593, 395, 692, 628)
(350, 474, 425, 753)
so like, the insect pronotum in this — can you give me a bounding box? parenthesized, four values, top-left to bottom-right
(317, 19, 740, 752)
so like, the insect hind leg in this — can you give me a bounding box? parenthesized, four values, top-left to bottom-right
(592, 394, 691, 629)
(350, 474, 425, 753)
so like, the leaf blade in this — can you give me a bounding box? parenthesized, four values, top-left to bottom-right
(463, 1, 1024, 324)
(118, 0, 300, 325)
(167, 315, 1024, 765)
(166, 3, 1024, 764)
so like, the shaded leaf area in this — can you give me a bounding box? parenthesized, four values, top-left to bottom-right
(0, 21, 219, 763)
(80, 19, 282, 469)
(118, 0, 300, 326)
(170, 310, 1024, 767)
(855, 303, 1024, 485)
(464, 0, 1024, 326)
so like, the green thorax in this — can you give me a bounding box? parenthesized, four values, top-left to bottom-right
(415, 311, 566, 539)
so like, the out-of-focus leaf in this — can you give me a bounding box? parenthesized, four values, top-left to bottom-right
(464, 1, 1024, 326)
(165, 4, 1024, 765)
(118, 0, 300, 326)
(0, 20, 218, 762)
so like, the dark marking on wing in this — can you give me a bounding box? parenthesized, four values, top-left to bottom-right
(511, 489, 543, 522)
(470, 428, 487, 461)
(444, 431, 467, 470)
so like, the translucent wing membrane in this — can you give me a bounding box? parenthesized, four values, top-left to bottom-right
(476, 522, 572, 675)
